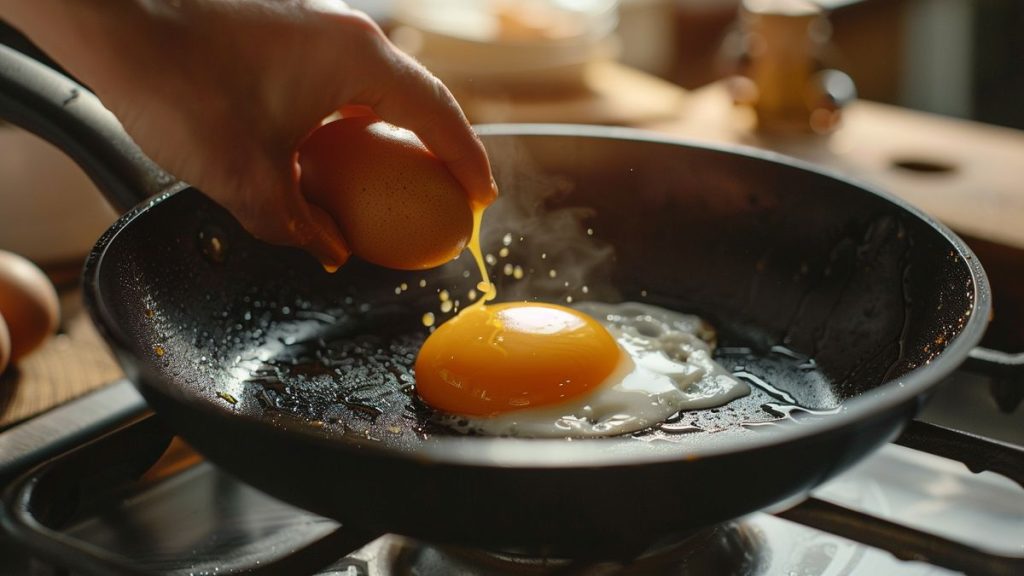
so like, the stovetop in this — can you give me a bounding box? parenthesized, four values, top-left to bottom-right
(1, 361, 1021, 576)
(23, 442, 1024, 575)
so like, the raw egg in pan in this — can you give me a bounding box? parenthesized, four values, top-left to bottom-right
(415, 300, 749, 438)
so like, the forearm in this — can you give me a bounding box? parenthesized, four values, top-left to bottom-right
(1, 1, 158, 86)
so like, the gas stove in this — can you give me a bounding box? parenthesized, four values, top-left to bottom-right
(1, 356, 1021, 575)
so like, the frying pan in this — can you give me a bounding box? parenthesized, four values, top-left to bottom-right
(0, 45, 990, 559)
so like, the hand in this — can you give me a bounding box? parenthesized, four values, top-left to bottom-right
(1, 0, 497, 269)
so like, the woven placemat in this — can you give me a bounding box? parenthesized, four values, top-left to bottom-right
(0, 288, 123, 428)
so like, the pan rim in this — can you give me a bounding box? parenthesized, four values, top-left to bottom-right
(82, 123, 991, 469)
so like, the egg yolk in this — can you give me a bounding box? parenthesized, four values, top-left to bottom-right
(415, 200, 622, 418)
(415, 302, 622, 416)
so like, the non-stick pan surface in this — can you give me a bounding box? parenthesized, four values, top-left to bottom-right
(0, 46, 989, 558)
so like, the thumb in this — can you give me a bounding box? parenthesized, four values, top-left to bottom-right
(301, 202, 351, 272)
(281, 154, 351, 271)
(352, 42, 498, 208)
(221, 151, 351, 271)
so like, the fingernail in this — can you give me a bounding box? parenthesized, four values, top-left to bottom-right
(473, 178, 498, 208)
(318, 250, 348, 273)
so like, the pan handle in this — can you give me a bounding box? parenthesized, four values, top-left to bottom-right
(0, 44, 180, 212)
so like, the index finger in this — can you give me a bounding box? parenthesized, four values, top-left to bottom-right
(355, 43, 498, 208)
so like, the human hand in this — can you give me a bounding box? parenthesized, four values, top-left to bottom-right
(3, 0, 497, 270)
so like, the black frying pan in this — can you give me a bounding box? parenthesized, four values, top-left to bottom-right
(0, 45, 990, 559)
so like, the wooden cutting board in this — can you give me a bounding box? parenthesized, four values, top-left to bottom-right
(645, 82, 1024, 252)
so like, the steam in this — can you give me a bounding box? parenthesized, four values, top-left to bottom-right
(480, 137, 619, 304)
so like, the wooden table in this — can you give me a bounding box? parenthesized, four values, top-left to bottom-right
(4, 61, 1023, 428)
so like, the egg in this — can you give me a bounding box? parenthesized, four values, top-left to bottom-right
(299, 117, 474, 270)
(0, 250, 60, 362)
(415, 301, 749, 438)
(416, 302, 621, 416)
(0, 313, 10, 374)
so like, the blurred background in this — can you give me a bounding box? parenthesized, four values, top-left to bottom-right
(348, 0, 1023, 129)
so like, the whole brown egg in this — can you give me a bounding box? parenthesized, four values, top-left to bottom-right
(0, 313, 10, 374)
(0, 250, 60, 363)
(299, 117, 473, 271)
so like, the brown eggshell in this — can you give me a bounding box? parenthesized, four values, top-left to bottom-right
(299, 117, 474, 271)
(0, 312, 10, 374)
(0, 250, 60, 362)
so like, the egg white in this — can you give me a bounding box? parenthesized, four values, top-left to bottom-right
(433, 301, 750, 438)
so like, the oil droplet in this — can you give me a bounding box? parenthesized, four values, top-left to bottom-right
(199, 227, 227, 264)
(566, 296, 574, 303)
(541, 253, 547, 260)
(422, 312, 436, 327)
(502, 233, 513, 246)
(400, 282, 408, 291)
(582, 285, 589, 294)
(503, 263, 514, 276)
(418, 279, 427, 288)
(154, 345, 165, 357)
(468, 289, 478, 300)
(549, 269, 558, 278)
(217, 391, 238, 405)
(485, 253, 497, 265)
(513, 265, 524, 279)
(587, 228, 594, 236)
(499, 247, 510, 258)
(641, 289, 648, 297)
(394, 286, 402, 295)
(439, 289, 450, 302)
(440, 301, 454, 313)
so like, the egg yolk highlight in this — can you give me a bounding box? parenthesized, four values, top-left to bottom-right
(415, 302, 621, 417)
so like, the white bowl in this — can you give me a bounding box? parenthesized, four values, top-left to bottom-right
(391, 0, 619, 91)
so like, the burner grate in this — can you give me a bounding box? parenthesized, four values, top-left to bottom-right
(1, 368, 1022, 576)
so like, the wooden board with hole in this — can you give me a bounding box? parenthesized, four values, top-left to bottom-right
(645, 83, 1024, 252)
